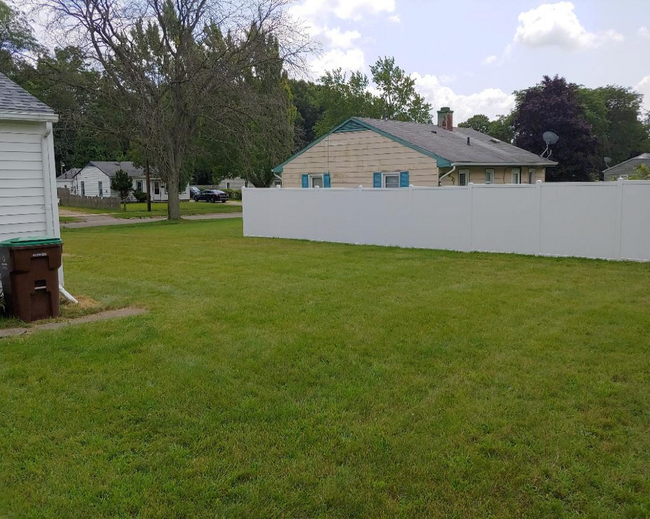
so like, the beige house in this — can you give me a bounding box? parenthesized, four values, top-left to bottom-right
(273, 108, 556, 188)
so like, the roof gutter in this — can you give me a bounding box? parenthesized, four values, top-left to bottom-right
(450, 162, 558, 167)
(0, 111, 59, 123)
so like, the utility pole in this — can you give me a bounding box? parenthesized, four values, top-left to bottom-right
(145, 158, 152, 212)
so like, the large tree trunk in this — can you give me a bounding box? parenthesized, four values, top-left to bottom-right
(167, 176, 181, 220)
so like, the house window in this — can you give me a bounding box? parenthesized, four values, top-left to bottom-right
(310, 174, 323, 188)
(528, 168, 535, 184)
(154, 181, 160, 195)
(136, 180, 143, 191)
(485, 169, 495, 184)
(458, 169, 469, 186)
(98, 181, 103, 197)
(81, 181, 85, 196)
(226, 182, 231, 189)
(511, 167, 521, 184)
(383, 173, 400, 188)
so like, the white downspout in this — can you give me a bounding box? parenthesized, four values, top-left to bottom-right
(438, 165, 456, 186)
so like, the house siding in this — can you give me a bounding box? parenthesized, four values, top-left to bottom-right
(73, 166, 191, 201)
(0, 121, 52, 240)
(281, 130, 440, 188)
(440, 166, 546, 186)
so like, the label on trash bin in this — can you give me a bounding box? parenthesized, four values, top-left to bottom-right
(32, 252, 48, 258)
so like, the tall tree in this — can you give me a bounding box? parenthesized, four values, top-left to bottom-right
(579, 86, 650, 166)
(37, 0, 309, 219)
(512, 75, 599, 181)
(0, 0, 39, 74)
(110, 169, 133, 211)
(370, 57, 431, 123)
(459, 114, 491, 134)
(289, 79, 323, 151)
(314, 69, 380, 136)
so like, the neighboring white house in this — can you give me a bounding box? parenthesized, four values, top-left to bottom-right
(216, 177, 248, 190)
(56, 168, 80, 191)
(74, 161, 191, 201)
(0, 73, 60, 242)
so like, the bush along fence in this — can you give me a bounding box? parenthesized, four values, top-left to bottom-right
(57, 188, 121, 211)
(242, 180, 650, 262)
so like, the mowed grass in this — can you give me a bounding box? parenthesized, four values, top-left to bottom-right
(60, 201, 241, 219)
(1, 219, 649, 517)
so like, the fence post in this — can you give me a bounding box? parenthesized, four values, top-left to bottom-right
(468, 182, 474, 252)
(614, 178, 624, 259)
(357, 185, 363, 245)
(536, 180, 543, 255)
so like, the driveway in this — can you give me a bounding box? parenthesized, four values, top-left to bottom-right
(60, 210, 242, 228)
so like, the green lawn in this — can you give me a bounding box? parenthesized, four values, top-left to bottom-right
(1, 219, 649, 517)
(60, 201, 241, 219)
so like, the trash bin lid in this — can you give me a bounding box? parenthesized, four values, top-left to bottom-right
(0, 236, 62, 247)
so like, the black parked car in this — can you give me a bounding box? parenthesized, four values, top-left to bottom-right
(194, 189, 229, 203)
(189, 186, 201, 199)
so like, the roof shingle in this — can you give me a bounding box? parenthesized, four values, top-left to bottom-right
(0, 72, 56, 117)
(356, 117, 556, 166)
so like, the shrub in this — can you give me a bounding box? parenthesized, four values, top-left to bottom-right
(222, 188, 242, 200)
(132, 189, 148, 203)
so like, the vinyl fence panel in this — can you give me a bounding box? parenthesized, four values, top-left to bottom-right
(242, 180, 650, 262)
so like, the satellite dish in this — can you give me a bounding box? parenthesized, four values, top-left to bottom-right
(543, 131, 559, 145)
(541, 131, 559, 159)
(604, 157, 613, 166)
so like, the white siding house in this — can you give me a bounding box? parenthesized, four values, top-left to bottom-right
(75, 161, 191, 201)
(0, 73, 60, 242)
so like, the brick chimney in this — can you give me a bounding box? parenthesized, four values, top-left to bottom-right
(437, 107, 454, 131)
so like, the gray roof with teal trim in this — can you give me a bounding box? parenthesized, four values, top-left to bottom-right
(273, 117, 556, 174)
(0, 72, 57, 119)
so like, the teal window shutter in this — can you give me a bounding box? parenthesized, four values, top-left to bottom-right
(400, 171, 410, 187)
(301, 174, 309, 188)
(323, 173, 331, 188)
(373, 172, 382, 188)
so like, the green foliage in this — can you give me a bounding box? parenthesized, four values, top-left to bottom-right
(370, 56, 432, 123)
(314, 69, 381, 137)
(630, 163, 650, 180)
(132, 189, 148, 203)
(513, 75, 600, 181)
(221, 188, 242, 201)
(0, 0, 40, 75)
(459, 114, 491, 133)
(313, 56, 432, 138)
(110, 169, 132, 210)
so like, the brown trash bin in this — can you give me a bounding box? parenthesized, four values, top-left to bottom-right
(0, 237, 63, 322)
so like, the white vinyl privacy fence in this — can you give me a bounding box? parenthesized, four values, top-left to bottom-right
(242, 180, 650, 262)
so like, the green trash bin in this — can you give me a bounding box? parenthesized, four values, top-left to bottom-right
(0, 237, 63, 322)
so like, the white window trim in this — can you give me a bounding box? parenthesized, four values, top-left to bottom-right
(485, 169, 495, 184)
(308, 173, 324, 187)
(382, 172, 401, 188)
(98, 181, 103, 197)
(458, 169, 469, 186)
(511, 167, 521, 184)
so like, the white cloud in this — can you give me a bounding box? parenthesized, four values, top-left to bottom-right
(324, 28, 361, 49)
(310, 48, 366, 79)
(636, 75, 650, 112)
(389, 14, 401, 24)
(411, 73, 515, 122)
(513, 2, 623, 50)
(639, 27, 650, 40)
(482, 55, 497, 65)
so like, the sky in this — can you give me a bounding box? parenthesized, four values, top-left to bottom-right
(291, 0, 650, 122)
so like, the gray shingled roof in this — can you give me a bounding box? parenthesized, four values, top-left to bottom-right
(0, 72, 56, 117)
(58, 168, 81, 180)
(356, 118, 556, 166)
(88, 161, 146, 178)
(603, 153, 650, 180)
